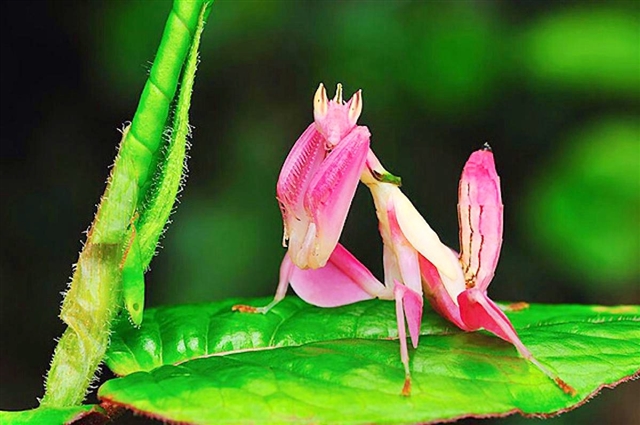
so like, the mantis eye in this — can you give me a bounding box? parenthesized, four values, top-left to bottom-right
(347, 89, 363, 126)
(313, 83, 328, 121)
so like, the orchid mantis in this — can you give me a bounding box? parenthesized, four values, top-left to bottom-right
(232, 84, 416, 390)
(234, 83, 575, 397)
(234, 83, 392, 315)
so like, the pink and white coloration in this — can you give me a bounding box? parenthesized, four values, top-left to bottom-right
(361, 150, 464, 395)
(232, 241, 389, 314)
(234, 84, 422, 394)
(276, 83, 369, 270)
(234, 83, 575, 397)
(270, 149, 458, 396)
(233, 84, 387, 311)
(419, 146, 577, 396)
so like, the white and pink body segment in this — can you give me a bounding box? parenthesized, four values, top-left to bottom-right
(361, 151, 464, 394)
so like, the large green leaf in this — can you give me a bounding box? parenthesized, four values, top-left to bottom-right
(101, 298, 639, 424)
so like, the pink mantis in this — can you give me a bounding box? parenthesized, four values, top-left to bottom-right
(233, 83, 575, 397)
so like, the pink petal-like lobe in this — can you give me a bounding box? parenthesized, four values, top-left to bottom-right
(303, 126, 370, 268)
(456, 287, 576, 396)
(418, 254, 467, 329)
(276, 123, 326, 257)
(458, 148, 503, 291)
(393, 190, 460, 282)
(287, 243, 386, 307)
(457, 288, 521, 347)
(395, 280, 423, 349)
(277, 85, 369, 270)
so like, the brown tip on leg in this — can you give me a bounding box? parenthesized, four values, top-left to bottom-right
(401, 377, 412, 397)
(506, 301, 530, 312)
(232, 304, 258, 313)
(555, 377, 577, 397)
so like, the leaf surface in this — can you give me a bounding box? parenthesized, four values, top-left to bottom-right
(0, 405, 105, 425)
(101, 298, 640, 424)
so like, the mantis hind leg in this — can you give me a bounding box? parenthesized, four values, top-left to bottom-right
(458, 288, 577, 396)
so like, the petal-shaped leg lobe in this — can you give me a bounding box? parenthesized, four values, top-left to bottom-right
(417, 245, 467, 329)
(458, 288, 520, 346)
(290, 222, 318, 269)
(395, 280, 423, 349)
(458, 148, 503, 291)
(303, 126, 371, 268)
(276, 123, 326, 257)
(382, 244, 401, 294)
(289, 243, 386, 307)
(418, 254, 467, 330)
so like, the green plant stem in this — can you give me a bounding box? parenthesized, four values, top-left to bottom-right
(137, 2, 206, 267)
(113, 0, 211, 212)
(40, 0, 211, 407)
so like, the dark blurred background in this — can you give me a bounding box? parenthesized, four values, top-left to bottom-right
(1, 0, 638, 423)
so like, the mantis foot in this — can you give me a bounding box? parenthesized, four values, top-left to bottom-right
(401, 376, 412, 397)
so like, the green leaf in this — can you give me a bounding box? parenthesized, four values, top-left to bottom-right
(101, 298, 640, 424)
(0, 405, 105, 425)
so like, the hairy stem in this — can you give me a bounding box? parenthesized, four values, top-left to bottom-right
(41, 0, 211, 407)
(137, 0, 209, 267)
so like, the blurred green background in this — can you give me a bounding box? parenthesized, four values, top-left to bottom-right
(0, 0, 638, 423)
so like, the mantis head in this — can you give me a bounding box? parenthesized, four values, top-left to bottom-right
(313, 83, 363, 149)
